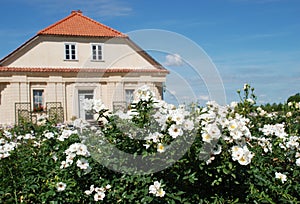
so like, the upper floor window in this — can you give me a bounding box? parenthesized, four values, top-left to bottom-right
(91, 44, 103, 61)
(65, 43, 77, 60)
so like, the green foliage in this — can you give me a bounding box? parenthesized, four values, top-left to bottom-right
(288, 93, 300, 103)
(0, 84, 300, 203)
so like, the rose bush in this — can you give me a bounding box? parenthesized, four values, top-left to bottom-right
(0, 84, 299, 203)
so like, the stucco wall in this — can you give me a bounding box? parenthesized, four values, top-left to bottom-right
(0, 74, 165, 124)
(0, 35, 167, 124)
(5, 36, 157, 70)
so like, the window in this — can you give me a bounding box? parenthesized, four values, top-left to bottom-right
(125, 89, 135, 105)
(33, 90, 44, 112)
(91, 44, 103, 61)
(65, 43, 77, 60)
(0, 83, 8, 105)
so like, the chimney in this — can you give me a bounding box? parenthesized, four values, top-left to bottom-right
(71, 10, 82, 14)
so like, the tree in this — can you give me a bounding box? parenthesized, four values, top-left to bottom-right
(287, 93, 300, 103)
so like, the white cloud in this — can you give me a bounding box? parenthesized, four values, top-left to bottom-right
(164, 54, 184, 66)
(199, 95, 210, 101)
(26, 0, 133, 18)
(94, 1, 132, 17)
(169, 90, 176, 95)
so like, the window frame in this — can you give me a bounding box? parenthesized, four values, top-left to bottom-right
(32, 89, 44, 112)
(0, 83, 8, 105)
(90, 43, 104, 61)
(64, 42, 77, 61)
(125, 89, 135, 105)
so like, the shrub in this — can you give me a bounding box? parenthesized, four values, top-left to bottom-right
(0, 84, 299, 203)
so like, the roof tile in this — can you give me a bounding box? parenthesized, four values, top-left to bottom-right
(38, 10, 127, 37)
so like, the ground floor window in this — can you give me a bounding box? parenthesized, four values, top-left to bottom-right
(33, 89, 44, 112)
(0, 83, 8, 105)
(125, 89, 135, 105)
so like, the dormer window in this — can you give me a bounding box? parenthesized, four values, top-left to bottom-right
(65, 43, 77, 60)
(91, 44, 103, 61)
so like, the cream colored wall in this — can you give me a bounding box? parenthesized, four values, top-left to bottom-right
(0, 76, 30, 124)
(0, 74, 165, 124)
(0, 83, 17, 124)
(67, 76, 164, 121)
(0, 36, 167, 124)
(6, 36, 157, 70)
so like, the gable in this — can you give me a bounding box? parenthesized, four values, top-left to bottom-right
(0, 35, 166, 72)
(0, 11, 168, 75)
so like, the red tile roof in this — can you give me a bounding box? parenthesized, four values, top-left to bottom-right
(0, 66, 169, 74)
(38, 10, 127, 37)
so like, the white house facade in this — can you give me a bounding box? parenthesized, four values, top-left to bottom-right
(0, 10, 168, 124)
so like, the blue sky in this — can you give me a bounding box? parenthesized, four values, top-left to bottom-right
(1, 0, 300, 104)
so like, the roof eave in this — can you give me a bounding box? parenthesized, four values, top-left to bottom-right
(0, 67, 169, 74)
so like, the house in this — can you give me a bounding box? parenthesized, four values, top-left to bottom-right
(0, 10, 168, 124)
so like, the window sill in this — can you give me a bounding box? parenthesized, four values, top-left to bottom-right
(64, 59, 79, 62)
(91, 60, 105, 62)
(32, 111, 46, 114)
